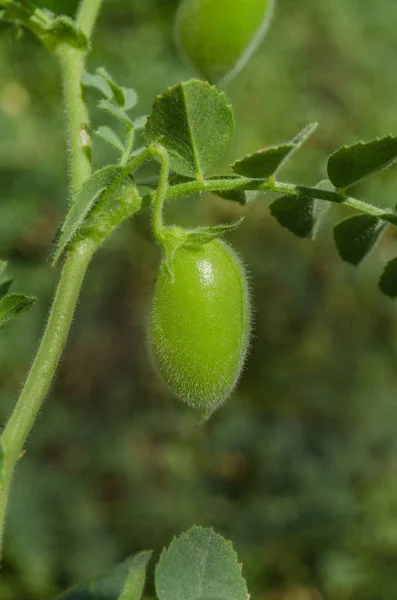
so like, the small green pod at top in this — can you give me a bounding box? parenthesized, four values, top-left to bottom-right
(174, 0, 274, 83)
(148, 240, 251, 414)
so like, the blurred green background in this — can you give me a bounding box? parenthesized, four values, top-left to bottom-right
(2, 1, 397, 598)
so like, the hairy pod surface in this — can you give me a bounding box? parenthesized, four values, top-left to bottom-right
(174, 0, 273, 83)
(148, 240, 251, 413)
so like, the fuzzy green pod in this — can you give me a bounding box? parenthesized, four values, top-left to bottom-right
(148, 240, 251, 413)
(174, 0, 274, 83)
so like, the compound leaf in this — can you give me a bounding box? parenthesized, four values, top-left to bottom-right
(53, 165, 123, 264)
(155, 526, 248, 600)
(144, 80, 234, 179)
(0, 293, 36, 327)
(333, 214, 385, 265)
(328, 135, 397, 189)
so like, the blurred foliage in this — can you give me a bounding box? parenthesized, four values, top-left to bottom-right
(2, 0, 397, 599)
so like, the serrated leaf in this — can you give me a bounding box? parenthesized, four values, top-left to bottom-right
(333, 214, 385, 265)
(95, 126, 125, 153)
(0, 278, 13, 298)
(155, 526, 248, 600)
(232, 123, 318, 179)
(53, 165, 123, 264)
(118, 551, 152, 600)
(45, 16, 88, 52)
(57, 554, 151, 600)
(379, 257, 397, 298)
(144, 80, 234, 179)
(328, 135, 397, 189)
(270, 194, 319, 238)
(82, 71, 113, 98)
(271, 180, 334, 239)
(232, 144, 295, 178)
(0, 293, 36, 326)
(99, 99, 132, 126)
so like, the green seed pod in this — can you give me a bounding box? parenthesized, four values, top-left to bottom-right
(174, 0, 274, 83)
(148, 240, 251, 413)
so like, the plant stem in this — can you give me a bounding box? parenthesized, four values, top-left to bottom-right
(76, 0, 104, 40)
(0, 0, 104, 559)
(1, 240, 96, 465)
(59, 47, 91, 197)
(57, 0, 104, 197)
(140, 177, 397, 226)
(150, 145, 170, 242)
(0, 239, 96, 537)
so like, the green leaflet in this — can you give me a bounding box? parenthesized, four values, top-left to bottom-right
(144, 80, 234, 179)
(155, 526, 249, 600)
(379, 257, 397, 298)
(95, 126, 125, 153)
(333, 214, 386, 265)
(118, 551, 152, 600)
(232, 144, 295, 178)
(56, 552, 152, 600)
(328, 135, 397, 189)
(232, 123, 318, 178)
(270, 180, 332, 239)
(0, 293, 36, 327)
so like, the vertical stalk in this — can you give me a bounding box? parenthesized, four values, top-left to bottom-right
(59, 47, 91, 197)
(0, 0, 104, 560)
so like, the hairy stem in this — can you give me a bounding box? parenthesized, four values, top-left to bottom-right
(0, 240, 96, 540)
(76, 0, 104, 40)
(59, 47, 91, 197)
(1, 240, 96, 465)
(140, 177, 397, 226)
(57, 0, 104, 197)
(150, 145, 170, 242)
(0, 0, 104, 559)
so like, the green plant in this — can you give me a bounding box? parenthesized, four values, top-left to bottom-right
(1, 0, 397, 598)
